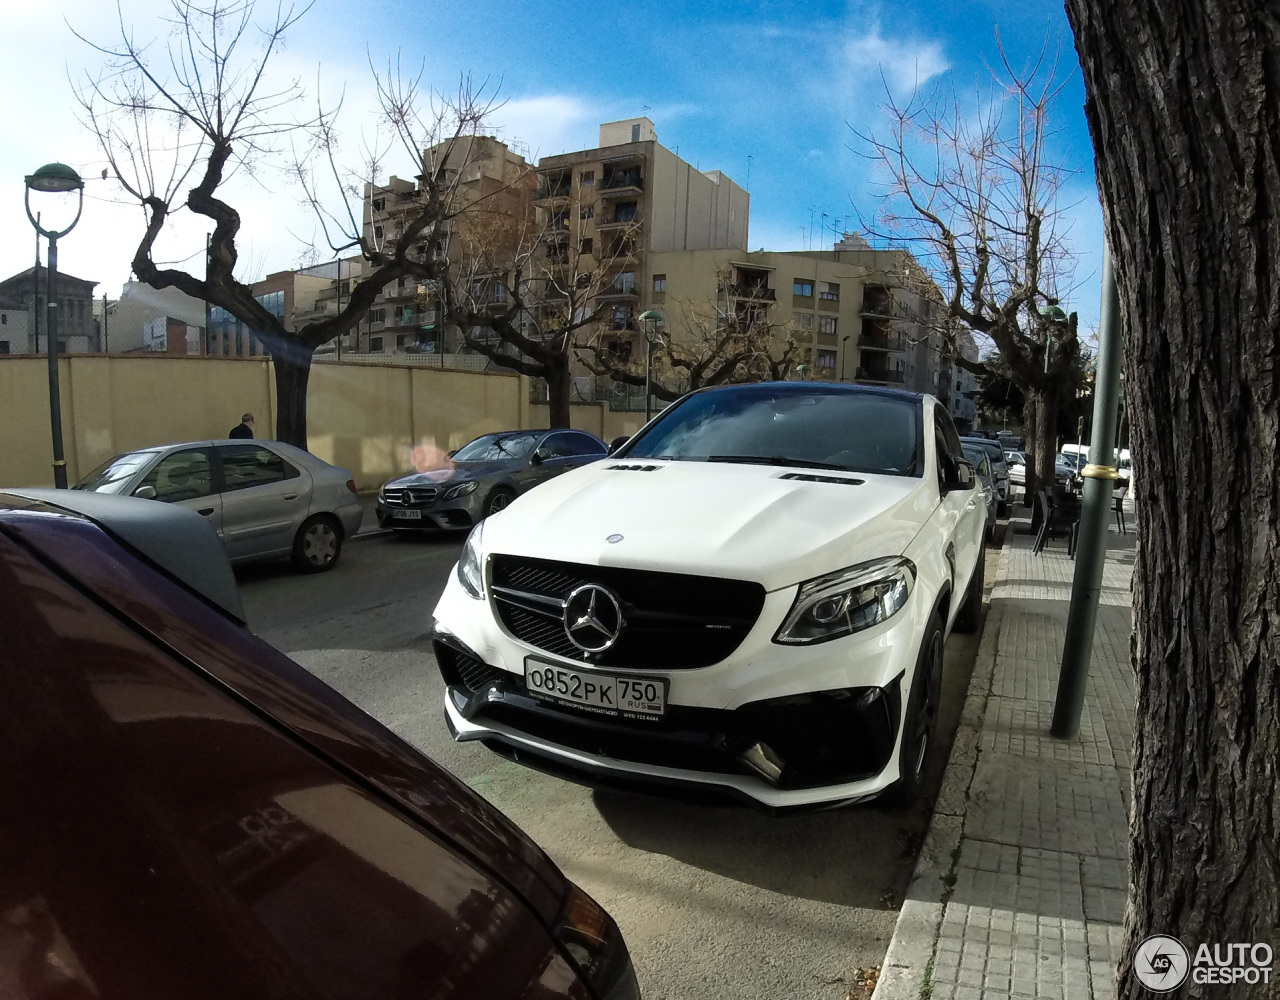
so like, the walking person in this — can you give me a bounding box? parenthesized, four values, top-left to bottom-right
(228, 413, 255, 439)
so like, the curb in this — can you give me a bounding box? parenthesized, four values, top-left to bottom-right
(872, 542, 1011, 999)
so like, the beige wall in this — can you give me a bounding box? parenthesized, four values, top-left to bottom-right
(0, 356, 635, 492)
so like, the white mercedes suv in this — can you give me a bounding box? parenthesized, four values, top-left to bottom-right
(431, 382, 986, 809)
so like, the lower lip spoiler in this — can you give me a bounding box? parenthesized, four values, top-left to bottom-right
(443, 695, 888, 810)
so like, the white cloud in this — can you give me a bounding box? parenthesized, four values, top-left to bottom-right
(487, 95, 600, 162)
(843, 29, 951, 99)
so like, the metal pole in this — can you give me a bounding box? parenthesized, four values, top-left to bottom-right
(644, 322, 653, 423)
(46, 236, 68, 488)
(102, 292, 109, 353)
(33, 216, 40, 354)
(1051, 250, 1124, 738)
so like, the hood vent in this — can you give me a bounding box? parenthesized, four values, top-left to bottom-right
(607, 464, 663, 472)
(778, 472, 864, 486)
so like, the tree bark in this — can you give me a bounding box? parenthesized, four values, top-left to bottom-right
(272, 352, 312, 449)
(1066, 2, 1280, 996)
(1026, 386, 1059, 504)
(544, 358, 573, 429)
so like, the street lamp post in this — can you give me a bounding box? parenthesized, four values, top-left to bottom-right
(24, 162, 84, 489)
(638, 309, 663, 422)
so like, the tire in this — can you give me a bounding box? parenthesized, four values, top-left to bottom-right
(997, 498, 1010, 518)
(291, 515, 343, 573)
(884, 611, 945, 807)
(953, 542, 986, 634)
(482, 487, 516, 519)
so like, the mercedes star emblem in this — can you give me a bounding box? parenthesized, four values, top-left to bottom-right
(563, 584, 625, 653)
(606, 533, 624, 544)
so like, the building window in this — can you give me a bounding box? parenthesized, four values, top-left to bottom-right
(613, 202, 638, 223)
(653, 274, 666, 293)
(579, 170, 595, 186)
(820, 282, 840, 301)
(819, 316, 837, 335)
(818, 350, 837, 368)
(793, 280, 813, 297)
(631, 123, 641, 142)
(579, 238, 593, 255)
(0, 313, 6, 324)
(580, 204, 594, 220)
(374, 226, 384, 240)
(369, 308, 385, 324)
(372, 198, 385, 211)
(0, 341, 9, 354)
(797, 313, 813, 330)
(396, 335, 409, 349)
(613, 271, 636, 293)
(370, 336, 384, 351)
(612, 307, 630, 330)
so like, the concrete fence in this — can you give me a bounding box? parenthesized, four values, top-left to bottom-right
(0, 354, 645, 492)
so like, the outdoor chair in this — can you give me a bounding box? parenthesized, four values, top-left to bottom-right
(1033, 488, 1081, 556)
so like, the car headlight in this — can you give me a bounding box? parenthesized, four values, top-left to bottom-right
(553, 884, 641, 1000)
(774, 557, 916, 645)
(456, 522, 485, 600)
(442, 480, 478, 501)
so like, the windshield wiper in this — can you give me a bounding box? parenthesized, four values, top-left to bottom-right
(705, 455, 850, 470)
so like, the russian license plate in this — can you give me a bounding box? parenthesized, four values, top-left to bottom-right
(393, 509, 423, 519)
(524, 658, 667, 720)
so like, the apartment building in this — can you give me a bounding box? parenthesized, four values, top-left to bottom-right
(0, 266, 99, 353)
(644, 236, 952, 395)
(949, 328, 980, 432)
(362, 136, 535, 355)
(534, 117, 748, 350)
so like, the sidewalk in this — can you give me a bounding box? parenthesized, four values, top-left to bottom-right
(875, 505, 1136, 1000)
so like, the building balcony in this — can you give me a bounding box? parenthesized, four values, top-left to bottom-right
(595, 285, 639, 304)
(725, 283, 776, 301)
(857, 333, 908, 352)
(860, 291, 902, 320)
(598, 174, 645, 198)
(595, 214, 643, 231)
(856, 367, 906, 385)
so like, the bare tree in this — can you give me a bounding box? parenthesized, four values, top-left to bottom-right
(576, 274, 803, 403)
(856, 37, 1085, 497)
(438, 193, 644, 428)
(76, 0, 502, 447)
(1066, 2, 1280, 996)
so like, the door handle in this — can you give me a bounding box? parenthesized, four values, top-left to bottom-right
(197, 507, 215, 517)
(283, 493, 299, 500)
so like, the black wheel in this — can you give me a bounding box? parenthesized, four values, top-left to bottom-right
(953, 543, 986, 634)
(997, 498, 1010, 518)
(884, 612, 945, 807)
(291, 516, 343, 573)
(482, 487, 516, 518)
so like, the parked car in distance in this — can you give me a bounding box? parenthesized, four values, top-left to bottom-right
(0, 489, 641, 1000)
(432, 382, 986, 810)
(73, 439, 362, 572)
(959, 436, 1010, 516)
(378, 428, 608, 532)
(963, 444, 999, 540)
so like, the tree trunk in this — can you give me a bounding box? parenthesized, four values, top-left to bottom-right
(272, 351, 312, 449)
(545, 360, 573, 429)
(1066, 3, 1280, 996)
(1026, 385, 1059, 505)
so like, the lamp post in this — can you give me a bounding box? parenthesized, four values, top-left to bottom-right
(840, 334, 851, 381)
(24, 162, 84, 489)
(638, 309, 663, 422)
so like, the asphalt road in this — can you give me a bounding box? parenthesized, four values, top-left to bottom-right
(237, 529, 994, 1000)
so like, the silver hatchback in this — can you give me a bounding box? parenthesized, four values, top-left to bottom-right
(74, 440, 363, 572)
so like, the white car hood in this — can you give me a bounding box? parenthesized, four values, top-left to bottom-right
(482, 460, 935, 592)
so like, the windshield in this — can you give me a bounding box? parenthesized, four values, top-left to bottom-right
(623, 386, 922, 476)
(962, 447, 991, 476)
(452, 432, 540, 463)
(74, 452, 157, 493)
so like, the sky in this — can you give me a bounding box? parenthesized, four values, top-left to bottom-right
(0, 0, 1105, 338)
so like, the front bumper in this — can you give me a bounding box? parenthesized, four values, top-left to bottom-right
(430, 566, 928, 809)
(377, 492, 482, 531)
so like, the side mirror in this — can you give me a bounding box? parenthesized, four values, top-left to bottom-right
(944, 459, 975, 492)
(608, 436, 630, 455)
(132, 485, 158, 500)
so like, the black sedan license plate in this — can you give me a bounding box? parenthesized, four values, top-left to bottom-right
(524, 658, 667, 720)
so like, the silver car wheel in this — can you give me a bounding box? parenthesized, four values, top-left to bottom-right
(303, 522, 338, 564)
(485, 490, 515, 516)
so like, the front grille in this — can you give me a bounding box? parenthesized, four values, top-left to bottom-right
(382, 485, 438, 506)
(489, 556, 765, 669)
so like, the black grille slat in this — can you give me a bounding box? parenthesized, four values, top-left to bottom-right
(490, 556, 765, 669)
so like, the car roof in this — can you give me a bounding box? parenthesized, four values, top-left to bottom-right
(692, 380, 925, 404)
